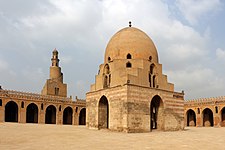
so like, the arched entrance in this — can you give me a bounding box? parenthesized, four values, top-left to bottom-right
(5, 101, 18, 122)
(98, 96, 109, 129)
(186, 109, 196, 126)
(150, 95, 164, 130)
(203, 108, 213, 127)
(45, 105, 56, 124)
(26, 103, 38, 123)
(63, 106, 73, 125)
(221, 107, 225, 126)
(79, 108, 86, 125)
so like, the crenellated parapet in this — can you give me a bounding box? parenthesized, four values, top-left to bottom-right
(185, 96, 225, 107)
(0, 89, 86, 105)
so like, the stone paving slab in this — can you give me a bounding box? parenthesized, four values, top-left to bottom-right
(0, 123, 225, 150)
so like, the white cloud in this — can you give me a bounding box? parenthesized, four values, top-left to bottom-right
(176, 0, 222, 25)
(216, 48, 225, 59)
(0, 0, 224, 100)
(0, 59, 9, 71)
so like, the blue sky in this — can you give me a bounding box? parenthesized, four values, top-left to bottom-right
(0, 0, 225, 100)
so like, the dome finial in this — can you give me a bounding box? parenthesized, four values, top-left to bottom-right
(129, 21, 132, 27)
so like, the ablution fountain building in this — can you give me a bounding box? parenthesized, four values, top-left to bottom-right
(0, 23, 225, 132)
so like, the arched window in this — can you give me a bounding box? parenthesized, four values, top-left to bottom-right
(126, 62, 132, 68)
(0, 99, 2, 106)
(104, 64, 110, 74)
(41, 103, 44, 110)
(55, 87, 59, 95)
(75, 107, 78, 113)
(215, 106, 218, 113)
(197, 108, 200, 114)
(21, 101, 24, 108)
(103, 75, 108, 88)
(127, 53, 132, 59)
(150, 64, 154, 74)
(59, 105, 61, 111)
(108, 57, 111, 62)
(149, 56, 152, 61)
(153, 75, 156, 88)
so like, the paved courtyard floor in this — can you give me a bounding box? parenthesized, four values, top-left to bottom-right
(0, 123, 224, 150)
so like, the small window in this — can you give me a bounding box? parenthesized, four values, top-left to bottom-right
(150, 64, 154, 74)
(21, 101, 24, 108)
(197, 108, 200, 114)
(55, 87, 59, 95)
(126, 62, 132, 68)
(149, 56, 152, 61)
(75, 107, 78, 113)
(0, 99, 2, 106)
(127, 53, 132, 59)
(41, 103, 44, 110)
(215, 106, 218, 113)
(108, 57, 111, 62)
(59, 105, 61, 111)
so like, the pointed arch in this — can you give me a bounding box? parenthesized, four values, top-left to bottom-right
(98, 96, 109, 129)
(5, 101, 18, 122)
(202, 108, 213, 127)
(150, 95, 164, 130)
(26, 103, 38, 123)
(186, 109, 196, 126)
(45, 105, 56, 124)
(127, 53, 132, 59)
(63, 106, 73, 125)
(126, 62, 132, 68)
(79, 108, 86, 125)
(221, 107, 225, 126)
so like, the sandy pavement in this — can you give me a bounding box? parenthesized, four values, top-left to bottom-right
(0, 123, 224, 150)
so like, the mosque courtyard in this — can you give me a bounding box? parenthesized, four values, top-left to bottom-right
(0, 123, 224, 150)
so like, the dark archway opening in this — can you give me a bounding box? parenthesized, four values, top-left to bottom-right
(5, 101, 18, 122)
(45, 105, 56, 124)
(98, 96, 109, 129)
(79, 108, 86, 125)
(221, 107, 225, 126)
(186, 109, 196, 126)
(150, 95, 164, 130)
(63, 107, 73, 125)
(203, 108, 213, 127)
(26, 103, 38, 123)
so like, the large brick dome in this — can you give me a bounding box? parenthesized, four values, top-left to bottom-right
(104, 27, 158, 63)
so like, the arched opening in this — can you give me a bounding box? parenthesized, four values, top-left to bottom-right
(79, 108, 86, 125)
(98, 96, 109, 129)
(26, 103, 38, 123)
(21, 101, 24, 108)
(0, 99, 2, 106)
(126, 62, 132, 68)
(63, 107, 73, 125)
(150, 95, 164, 130)
(104, 64, 110, 74)
(45, 105, 56, 124)
(103, 75, 108, 88)
(108, 57, 111, 62)
(41, 103, 43, 110)
(5, 101, 18, 122)
(127, 53, 132, 59)
(149, 64, 155, 87)
(150, 64, 154, 74)
(153, 75, 156, 88)
(221, 107, 225, 126)
(203, 108, 213, 127)
(186, 109, 196, 126)
(103, 64, 110, 88)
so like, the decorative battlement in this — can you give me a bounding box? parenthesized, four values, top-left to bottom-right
(185, 96, 225, 106)
(0, 89, 85, 104)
